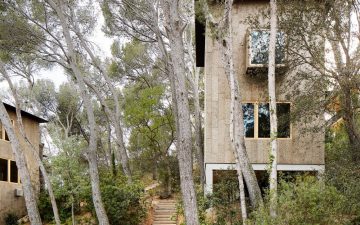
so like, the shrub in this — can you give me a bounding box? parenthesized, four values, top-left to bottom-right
(83, 172, 146, 225)
(5, 213, 18, 225)
(249, 176, 350, 225)
(101, 183, 146, 225)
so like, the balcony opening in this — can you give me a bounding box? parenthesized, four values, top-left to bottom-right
(246, 29, 286, 75)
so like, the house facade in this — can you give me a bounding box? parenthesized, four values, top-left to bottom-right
(0, 103, 47, 223)
(203, 0, 325, 193)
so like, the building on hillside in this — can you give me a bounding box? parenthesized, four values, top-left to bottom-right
(197, 0, 325, 194)
(0, 103, 47, 223)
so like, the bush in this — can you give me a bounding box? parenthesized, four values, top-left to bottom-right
(101, 183, 146, 225)
(249, 176, 350, 225)
(83, 172, 146, 225)
(5, 213, 18, 225)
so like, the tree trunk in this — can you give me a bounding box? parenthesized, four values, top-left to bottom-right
(268, 0, 279, 218)
(71, 9, 132, 181)
(161, 1, 200, 224)
(48, 1, 110, 224)
(0, 101, 42, 225)
(0, 61, 62, 225)
(193, 67, 205, 189)
(341, 86, 360, 160)
(221, 0, 263, 209)
(201, 0, 263, 209)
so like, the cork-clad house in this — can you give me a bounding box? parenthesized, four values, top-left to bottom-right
(0, 103, 47, 223)
(201, 0, 325, 193)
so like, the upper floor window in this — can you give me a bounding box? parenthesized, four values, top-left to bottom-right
(243, 102, 291, 139)
(0, 120, 14, 141)
(249, 30, 285, 65)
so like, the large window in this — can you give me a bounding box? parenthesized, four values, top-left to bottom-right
(242, 102, 291, 138)
(0, 158, 19, 183)
(250, 30, 285, 65)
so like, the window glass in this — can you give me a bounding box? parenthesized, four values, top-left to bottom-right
(10, 161, 18, 183)
(258, 103, 270, 138)
(277, 103, 291, 138)
(0, 158, 8, 181)
(242, 103, 254, 138)
(5, 130, 9, 141)
(250, 30, 285, 65)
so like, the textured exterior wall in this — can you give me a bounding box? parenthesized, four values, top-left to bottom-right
(204, 1, 325, 166)
(0, 110, 40, 223)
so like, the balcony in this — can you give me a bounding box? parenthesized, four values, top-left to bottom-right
(246, 29, 286, 75)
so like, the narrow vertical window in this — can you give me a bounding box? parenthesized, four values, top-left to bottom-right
(0, 158, 8, 181)
(242, 103, 254, 138)
(10, 161, 18, 183)
(258, 103, 270, 138)
(277, 103, 291, 138)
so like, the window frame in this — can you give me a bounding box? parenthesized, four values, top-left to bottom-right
(243, 102, 292, 140)
(0, 158, 20, 184)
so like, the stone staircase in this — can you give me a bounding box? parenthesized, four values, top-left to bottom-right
(153, 199, 177, 225)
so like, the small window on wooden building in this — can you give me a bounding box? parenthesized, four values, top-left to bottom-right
(277, 103, 291, 138)
(249, 30, 285, 65)
(0, 120, 14, 141)
(10, 161, 18, 183)
(0, 158, 8, 182)
(258, 103, 271, 138)
(242, 103, 255, 138)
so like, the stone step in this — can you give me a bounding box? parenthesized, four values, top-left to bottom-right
(153, 222, 177, 225)
(154, 216, 176, 221)
(154, 215, 174, 219)
(153, 224, 176, 225)
(155, 210, 176, 215)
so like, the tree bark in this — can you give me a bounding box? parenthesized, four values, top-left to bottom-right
(72, 20, 132, 181)
(341, 86, 360, 160)
(268, 0, 279, 218)
(161, 1, 200, 224)
(0, 101, 42, 225)
(47, 1, 110, 224)
(203, 0, 263, 209)
(0, 61, 61, 225)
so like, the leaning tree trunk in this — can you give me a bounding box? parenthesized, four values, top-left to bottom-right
(72, 19, 132, 180)
(341, 86, 360, 160)
(201, 0, 263, 209)
(161, 1, 200, 224)
(220, 16, 248, 222)
(0, 62, 62, 225)
(48, 1, 110, 224)
(268, 0, 279, 218)
(0, 101, 42, 225)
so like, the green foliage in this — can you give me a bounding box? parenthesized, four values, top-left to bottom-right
(249, 176, 350, 225)
(208, 171, 242, 225)
(4, 213, 18, 225)
(83, 172, 146, 225)
(326, 124, 360, 214)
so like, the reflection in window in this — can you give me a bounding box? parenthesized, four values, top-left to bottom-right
(242, 103, 254, 138)
(10, 161, 18, 183)
(250, 30, 285, 65)
(258, 103, 270, 138)
(0, 158, 8, 182)
(277, 103, 291, 138)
